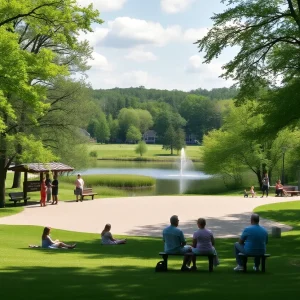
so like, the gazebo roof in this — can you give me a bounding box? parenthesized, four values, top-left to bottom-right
(8, 162, 74, 173)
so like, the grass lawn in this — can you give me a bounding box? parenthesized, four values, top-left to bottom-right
(0, 201, 300, 299)
(88, 144, 202, 161)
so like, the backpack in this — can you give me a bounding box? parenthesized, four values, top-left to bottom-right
(155, 260, 167, 272)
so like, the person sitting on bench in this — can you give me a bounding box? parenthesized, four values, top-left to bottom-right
(192, 218, 219, 267)
(42, 227, 76, 249)
(275, 179, 287, 196)
(163, 215, 196, 271)
(234, 214, 268, 271)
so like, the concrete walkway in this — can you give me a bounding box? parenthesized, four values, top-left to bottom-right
(0, 196, 297, 238)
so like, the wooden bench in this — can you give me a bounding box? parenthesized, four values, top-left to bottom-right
(283, 186, 300, 196)
(81, 188, 97, 200)
(158, 251, 216, 272)
(9, 192, 30, 206)
(238, 253, 271, 272)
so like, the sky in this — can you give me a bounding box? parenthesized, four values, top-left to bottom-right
(77, 0, 235, 91)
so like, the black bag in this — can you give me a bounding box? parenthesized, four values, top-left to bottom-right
(155, 261, 167, 272)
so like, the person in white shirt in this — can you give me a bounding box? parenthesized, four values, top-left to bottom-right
(75, 173, 84, 202)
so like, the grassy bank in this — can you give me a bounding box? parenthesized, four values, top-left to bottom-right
(1, 201, 300, 299)
(60, 174, 155, 188)
(88, 144, 202, 161)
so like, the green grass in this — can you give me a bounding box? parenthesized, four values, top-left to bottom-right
(87, 144, 202, 161)
(60, 174, 155, 188)
(1, 201, 300, 299)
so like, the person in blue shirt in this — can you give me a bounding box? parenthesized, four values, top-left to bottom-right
(163, 215, 196, 271)
(234, 213, 268, 271)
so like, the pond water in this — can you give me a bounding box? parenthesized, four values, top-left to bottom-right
(77, 160, 227, 195)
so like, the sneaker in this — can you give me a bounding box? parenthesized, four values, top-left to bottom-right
(233, 265, 244, 271)
(253, 266, 259, 272)
(181, 266, 191, 272)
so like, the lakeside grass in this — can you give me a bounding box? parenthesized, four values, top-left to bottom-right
(88, 144, 202, 161)
(0, 201, 300, 299)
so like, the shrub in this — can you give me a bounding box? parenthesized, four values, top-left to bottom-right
(60, 174, 155, 188)
(89, 151, 98, 158)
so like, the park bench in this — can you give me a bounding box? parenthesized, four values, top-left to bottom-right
(238, 253, 271, 272)
(158, 251, 216, 272)
(282, 186, 300, 196)
(9, 192, 30, 206)
(81, 188, 97, 200)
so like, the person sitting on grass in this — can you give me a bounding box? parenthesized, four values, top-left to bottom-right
(42, 227, 76, 249)
(163, 215, 196, 271)
(234, 214, 268, 272)
(101, 224, 127, 245)
(192, 218, 219, 267)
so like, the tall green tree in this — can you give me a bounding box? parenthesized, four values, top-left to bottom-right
(0, 0, 101, 207)
(162, 125, 176, 155)
(126, 125, 142, 143)
(196, 0, 300, 102)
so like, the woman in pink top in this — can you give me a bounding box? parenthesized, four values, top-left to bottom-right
(192, 218, 219, 266)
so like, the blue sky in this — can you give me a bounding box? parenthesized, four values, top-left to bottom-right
(77, 0, 235, 91)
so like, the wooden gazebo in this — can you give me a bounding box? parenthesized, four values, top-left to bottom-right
(8, 162, 74, 202)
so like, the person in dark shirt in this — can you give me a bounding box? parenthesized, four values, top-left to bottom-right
(51, 174, 59, 205)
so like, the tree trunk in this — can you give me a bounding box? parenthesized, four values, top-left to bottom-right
(0, 157, 6, 208)
(11, 171, 21, 188)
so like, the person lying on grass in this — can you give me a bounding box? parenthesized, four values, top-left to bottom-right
(42, 227, 76, 249)
(101, 224, 127, 245)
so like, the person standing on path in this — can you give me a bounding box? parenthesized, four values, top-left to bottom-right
(75, 173, 84, 202)
(51, 174, 59, 205)
(261, 173, 269, 198)
(45, 173, 52, 203)
(40, 178, 47, 207)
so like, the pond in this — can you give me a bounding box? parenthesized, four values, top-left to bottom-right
(77, 160, 229, 195)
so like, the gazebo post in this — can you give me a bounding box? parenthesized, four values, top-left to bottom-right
(23, 171, 28, 205)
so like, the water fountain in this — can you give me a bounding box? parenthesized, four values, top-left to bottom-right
(179, 148, 193, 194)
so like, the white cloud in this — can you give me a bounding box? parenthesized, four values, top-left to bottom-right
(125, 49, 157, 62)
(100, 17, 182, 48)
(77, 0, 127, 12)
(184, 27, 209, 42)
(161, 0, 195, 14)
(121, 71, 149, 87)
(78, 27, 109, 47)
(186, 55, 223, 75)
(88, 52, 112, 71)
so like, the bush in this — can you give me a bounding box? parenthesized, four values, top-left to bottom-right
(89, 151, 98, 158)
(60, 174, 155, 188)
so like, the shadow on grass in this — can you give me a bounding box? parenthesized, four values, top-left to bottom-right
(124, 212, 293, 238)
(1, 262, 300, 300)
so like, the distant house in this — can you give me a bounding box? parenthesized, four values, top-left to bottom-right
(143, 130, 157, 144)
(185, 134, 198, 145)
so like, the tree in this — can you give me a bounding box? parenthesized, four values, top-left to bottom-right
(163, 125, 176, 155)
(95, 112, 110, 143)
(136, 109, 153, 134)
(196, 0, 300, 102)
(135, 141, 148, 157)
(126, 126, 142, 143)
(174, 129, 186, 154)
(202, 101, 300, 188)
(107, 114, 119, 143)
(0, 0, 101, 207)
(118, 108, 140, 141)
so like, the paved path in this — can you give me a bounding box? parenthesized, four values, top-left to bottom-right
(0, 196, 297, 237)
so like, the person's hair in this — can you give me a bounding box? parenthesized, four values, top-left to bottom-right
(101, 224, 111, 236)
(251, 214, 260, 224)
(170, 215, 179, 225)
(42, 227, 51, 239)
(197, 218, 206, 228)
